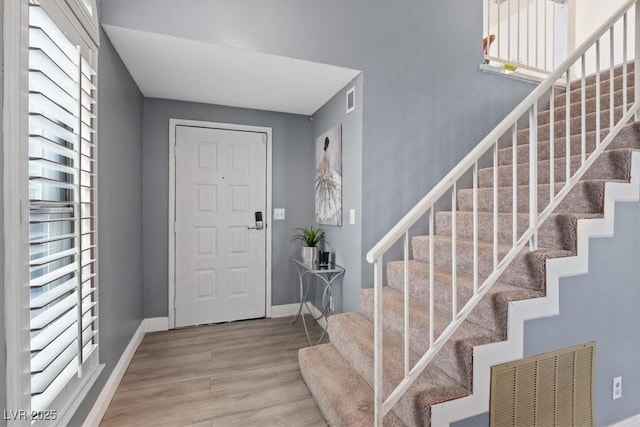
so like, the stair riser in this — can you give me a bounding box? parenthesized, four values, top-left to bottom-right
(517, 106, 627, 144)
(457, 181, 607, 214)
(435, 212, 581, 251)
(479, 150, 632, 188)
(558, 71, 635, 107)
(538, 93, 633, 126)
(411, 237, 544, 290)
(498, 123, 640, 166)
(359, 290, 483, 390)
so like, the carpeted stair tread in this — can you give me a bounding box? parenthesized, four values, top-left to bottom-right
(411, 234, 574, 290)
(435, 211, 603, 251)
(456, 179, 619, 214)
(359, 287, 500, 389)
(386, 260, 544, 333)
(328, 312, 467, 426)
(299, 344, 405, 427)
(478, 148, 635, 188)
(498, 122, 640, 165)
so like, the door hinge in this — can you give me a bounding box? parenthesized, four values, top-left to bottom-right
(262, 134, 267, 144)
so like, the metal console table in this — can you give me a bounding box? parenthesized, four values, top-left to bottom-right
(292, 258, 345, 345)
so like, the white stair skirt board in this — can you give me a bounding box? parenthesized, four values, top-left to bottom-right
(82, 321, 146, 427)
(430, 151, 640, 425)
(609, 413, 640, 427)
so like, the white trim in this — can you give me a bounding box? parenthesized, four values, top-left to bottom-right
(81, 322, 145, 427)
(270, 303, 302, 318)
(270, 303, 327, 330)
(54, 363, 103, 427)
(144, 317, 169, 333)
(431, 152, 640, 426)
(168, 119, 273, 329)
(307, 303, 328, 330)
(610, 414, 640, 427)
(4, 0, 32, 420)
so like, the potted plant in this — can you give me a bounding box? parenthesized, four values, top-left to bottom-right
(291, 226, 326, 265)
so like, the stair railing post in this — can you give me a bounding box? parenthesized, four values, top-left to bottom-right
(373, 258, 384, 427)
(529, 104, 538, 250)
(635, 0, 640, 120)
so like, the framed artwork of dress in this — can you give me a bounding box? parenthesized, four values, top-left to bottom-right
(315, 124, 342, 226)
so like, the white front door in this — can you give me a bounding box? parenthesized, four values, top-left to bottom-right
(174, 125, 267, 327)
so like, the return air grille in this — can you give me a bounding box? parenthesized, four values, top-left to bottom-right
(490, 342, 596, 427)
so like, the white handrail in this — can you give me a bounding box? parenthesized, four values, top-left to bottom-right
(369, 0, 640, 424)
(367, 0, 637, 265)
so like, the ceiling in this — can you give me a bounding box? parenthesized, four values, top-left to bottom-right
(103, 25, 361, 116)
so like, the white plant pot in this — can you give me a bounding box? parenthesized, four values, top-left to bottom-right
(301, 246, 318, 266)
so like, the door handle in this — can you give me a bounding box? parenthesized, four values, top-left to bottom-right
(248, 211, 264, 230)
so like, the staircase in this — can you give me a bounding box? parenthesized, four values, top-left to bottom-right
(299, 2, 640, 426)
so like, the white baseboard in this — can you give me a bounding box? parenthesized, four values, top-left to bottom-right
(271, 303, 327, 329)
(82, 321, 146, 427)
(144, 317, 169, 333)
(271, 303, 301, 318)
(610, 414, 640, 427)
(306, 303, 327, 330)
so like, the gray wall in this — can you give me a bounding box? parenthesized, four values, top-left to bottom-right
(68, 29, 145, 425)
(454, 202, 640, 426)
(142, 98, 313, 317)
(311, 75, 363, 313)
(99, 0, 536, 288)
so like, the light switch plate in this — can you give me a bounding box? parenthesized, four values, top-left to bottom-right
(273, 208, 285, 220)
(349, 209, 356, 225)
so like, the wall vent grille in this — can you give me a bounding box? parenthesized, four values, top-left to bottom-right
(490, 342, 596, 427)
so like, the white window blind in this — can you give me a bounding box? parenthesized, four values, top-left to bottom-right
(28, 2, 98, 413)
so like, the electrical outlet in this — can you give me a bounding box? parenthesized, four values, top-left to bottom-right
(613, 376, 622, 400)
(273, 208, 285, 220)
(349, 209, 356, 225)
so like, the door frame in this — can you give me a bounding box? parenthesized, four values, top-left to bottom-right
(168, 118, 273, 329)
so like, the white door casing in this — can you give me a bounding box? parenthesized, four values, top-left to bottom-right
(169, 121, 272, 327)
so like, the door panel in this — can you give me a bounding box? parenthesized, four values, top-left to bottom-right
(175, 126, 266, 327)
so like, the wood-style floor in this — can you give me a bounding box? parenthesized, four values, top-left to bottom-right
(101, 316, 329, 427)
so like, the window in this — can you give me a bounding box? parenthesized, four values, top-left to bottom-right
(5, 0, 100, 423)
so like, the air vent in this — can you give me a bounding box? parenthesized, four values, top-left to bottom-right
(490, 342, 596, 427)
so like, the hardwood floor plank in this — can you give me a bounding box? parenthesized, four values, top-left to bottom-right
(100, 316, 328, 426)
(209, 398, 327, 427)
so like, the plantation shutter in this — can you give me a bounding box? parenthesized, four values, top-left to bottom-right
(28, 1, 98, 412)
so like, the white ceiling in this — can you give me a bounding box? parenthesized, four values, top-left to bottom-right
(103, 25, 361, 116)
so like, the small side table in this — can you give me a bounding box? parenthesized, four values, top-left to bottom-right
(292, 258, 345, 345)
